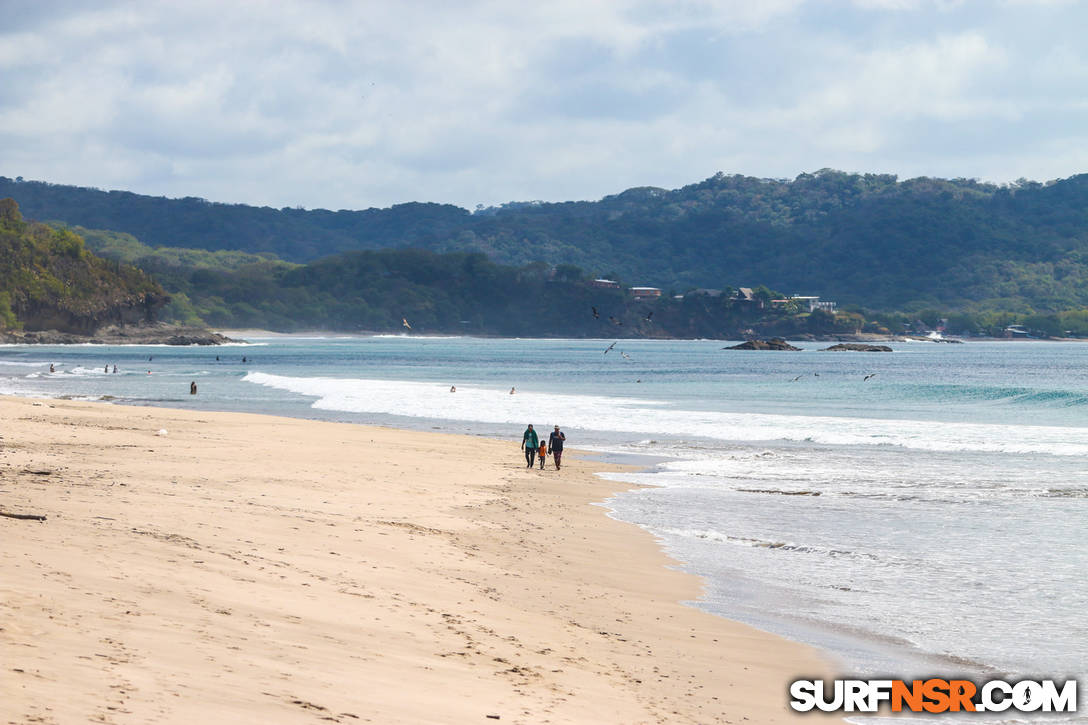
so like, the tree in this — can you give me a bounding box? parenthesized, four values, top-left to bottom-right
(554, 264, 584, 282)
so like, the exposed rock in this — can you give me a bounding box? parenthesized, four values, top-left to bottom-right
(822, 343, 893, 352)
(0, 323, 238, 345)
(724, 338, 801, 351)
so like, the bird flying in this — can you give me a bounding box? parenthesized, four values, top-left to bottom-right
(863, 373, 876, 381)
(591, 306, 600, 319)
(402, 318, 411, 330)
(620, 351, 631, 360)
(604, 342, 617, 354)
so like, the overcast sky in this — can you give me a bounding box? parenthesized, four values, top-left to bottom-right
(2, 0, 1085, 210)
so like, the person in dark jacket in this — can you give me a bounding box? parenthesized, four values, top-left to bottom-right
(548, 425, 566, 470)
(521, 424, 538, 467)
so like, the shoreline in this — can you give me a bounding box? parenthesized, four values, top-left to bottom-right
(218, 329, 1085, 343)
(1, 396, 841, 723)
(0, 326, 1082, 345)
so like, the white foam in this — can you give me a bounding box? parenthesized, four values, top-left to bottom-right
(67, 366, 108, 376)
(368, 334, 468, 339)
(243, 372, 1088, 457)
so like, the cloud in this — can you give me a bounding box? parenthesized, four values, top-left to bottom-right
(1, 0, 1087, 211)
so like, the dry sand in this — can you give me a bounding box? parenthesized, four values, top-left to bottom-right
(1, 396, 840, 724)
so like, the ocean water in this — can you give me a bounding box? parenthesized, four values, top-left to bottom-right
(2, 335, 1085, 721)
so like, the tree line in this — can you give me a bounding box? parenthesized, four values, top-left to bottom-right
(6, 169, 1088, 315)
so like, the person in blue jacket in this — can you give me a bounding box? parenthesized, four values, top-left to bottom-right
(521, 424, 539, 468)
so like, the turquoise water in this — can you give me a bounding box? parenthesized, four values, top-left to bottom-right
(2, 335, 1085, 718)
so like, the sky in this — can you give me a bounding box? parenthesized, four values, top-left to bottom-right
(2, 0, 1086, 211)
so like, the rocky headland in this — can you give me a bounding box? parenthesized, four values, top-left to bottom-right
(0, 323, 237, 345)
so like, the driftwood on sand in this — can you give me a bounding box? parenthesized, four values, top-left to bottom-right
(1, 511, 47, 521)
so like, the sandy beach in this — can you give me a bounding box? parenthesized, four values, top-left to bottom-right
(1, 396, 838, 724)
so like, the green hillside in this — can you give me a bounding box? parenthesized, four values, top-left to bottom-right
(0, 199, 166, 333)
(66, 238, 866, 338)
(4, 170, 1088, 313)
(39, 218, 1088, 339)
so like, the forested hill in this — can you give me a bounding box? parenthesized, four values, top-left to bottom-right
(0, 177, 470, 262)
(0, 200, 166, 333)
(5, 170, 1088, 311)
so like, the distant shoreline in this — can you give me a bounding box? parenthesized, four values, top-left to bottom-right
(1, 325, 1082, 345)
(216, 329, 1087, 343)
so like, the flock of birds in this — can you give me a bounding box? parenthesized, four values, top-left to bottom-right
(602, 341, 633, 360)
(792, 372, 877, 382)
(595, 305, 653, 361)
(591, 305, 653, 328)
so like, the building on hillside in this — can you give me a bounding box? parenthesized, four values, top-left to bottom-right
(590, 278, 620, 289)
(1004, 324, 1030, 338)
(733, 287, 764, 309)
(629, 286, 662, 300)
(789, 295, 837, 313)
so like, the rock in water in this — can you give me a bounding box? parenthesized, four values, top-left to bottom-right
(724, 338, 802, 351)
(821, 343, 893, 352)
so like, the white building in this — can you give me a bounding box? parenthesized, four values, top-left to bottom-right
(790, 295, 836, 313)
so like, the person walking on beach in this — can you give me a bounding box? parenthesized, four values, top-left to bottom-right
(521, 424, 538, 468)
(538, 438, 547, 469)
(548, 425, 566, 470)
